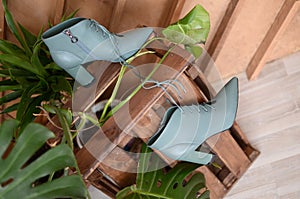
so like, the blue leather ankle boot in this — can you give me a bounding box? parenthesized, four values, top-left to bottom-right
(148, 77, 239, 165)
(42, 17, 153, 86)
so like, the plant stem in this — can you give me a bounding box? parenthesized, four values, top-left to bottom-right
(99, 65, 127, 123)
(102, 45, 175, 122)
(54, 106, 73, 150)
(99, 49, 157, 125)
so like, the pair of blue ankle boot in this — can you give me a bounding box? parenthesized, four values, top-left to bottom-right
(42, 18, 238, 165)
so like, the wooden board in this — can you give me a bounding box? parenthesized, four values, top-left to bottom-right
(246, 0, 300, 80)
(75, 43, 194, 185)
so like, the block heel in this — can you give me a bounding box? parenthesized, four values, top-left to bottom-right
(66, 64, 94, 86)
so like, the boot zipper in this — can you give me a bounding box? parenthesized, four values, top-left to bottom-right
(64, 29, 78, 43)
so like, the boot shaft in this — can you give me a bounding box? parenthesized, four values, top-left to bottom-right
(42, 17, 107, 59)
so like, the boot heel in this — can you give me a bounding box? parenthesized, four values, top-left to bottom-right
(66, 65, 94, 86)
(180, 150, 214, 165)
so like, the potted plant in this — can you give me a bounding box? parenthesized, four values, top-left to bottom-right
(0, 0, 75, 130)
(0, 119, 88, 198)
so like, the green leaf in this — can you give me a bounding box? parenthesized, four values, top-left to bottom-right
(2, 0, 32, 56)
(0, 68, 34, 78)
(60, 108, 73, 126)
(0, 79, 18, 86)
(50, 76, 73, 95)
(0, 85, 22, 92)
(0, 120, 88, 199)
(42, 104, 56, 114)
(61, 9, 80, 22)
(31, 42, 48, 77)
(0, 39, 28, 60)
(198, 190, 210, 199)
(54, 106, 74, 150)
(117, 144, 209, 199)
(185, 44, 203, 58)
(45, 62, 63, 71)
(16, 85, 41, 124)
(19, 95, 46, 129)
(0, 90, 22, 105)
(18, 22, 38, 48)
(163, 4, 210, 45)
(1, 103, 19, 114)
(0, 54, 42, 76)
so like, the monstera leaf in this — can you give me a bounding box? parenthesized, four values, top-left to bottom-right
(116, 145, 210, 199)
(163, 4, 210, 58)
(0, 120, 88, 199)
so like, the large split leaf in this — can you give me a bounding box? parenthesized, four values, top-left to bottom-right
(116, 145, 209, 199)
(163, 5, 210, 58)
(0, 120, 88, 199)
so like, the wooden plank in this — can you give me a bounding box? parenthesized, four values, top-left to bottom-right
(185, 63, 216, 100)
(0, 0, 5, 39)
(206, 0, 240, 60)
(53, 0, 66, 25)
(109, 0, 127, 32)
(88, 171, 119, 198)
(200, 0, 241, 72)
(230, 122, 260, 161)
(206, 130, 251, 177)
(72, 62, 120, 113)
(163, 0, 186, 26)
(76, 46, 194, 180)
(196, 166, 227, 199)
(246, 0, 300, 80)
(76, 132, 137, 188)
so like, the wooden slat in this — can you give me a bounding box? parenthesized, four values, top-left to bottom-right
(76, 45, 194, 180)
(88, 171, 119, 198)
(246, 0, 300, 80)
(109, 0, 127, 32)
(73, 62, 121, 113)
(108, 45, 193, 141)
(0, 0, 5, 39)
(206, 130, 251, 177)
(163, 0, 186, 26)
(230, 122, 260, 161)
(196, 166, 227, 199)
(185, 63, 216, 100)
(207, 0, 240, 60)
(200, 0, 241, 72)
(53, 0, 66, 24)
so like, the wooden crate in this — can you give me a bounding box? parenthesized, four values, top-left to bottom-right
(70, 39, 259, 199)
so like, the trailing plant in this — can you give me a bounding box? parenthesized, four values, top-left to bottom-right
(163, 4, 210, 58)
(0, 119, 88, 199)
(0, 0, 76, 130)
(98, 4, 210, 125)
(116, 144, 210, 199)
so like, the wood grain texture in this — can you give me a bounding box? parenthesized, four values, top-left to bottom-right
(109, 0, 127, 32)
(246, 0, 300, 80)
(197, 166, 227, 199)
(225, 50, 300, 198)
(206, 131, 251, 177)
(76, 45, 194, 181)
(53, 0, 66, 25)
(163, 0, 186, 26)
